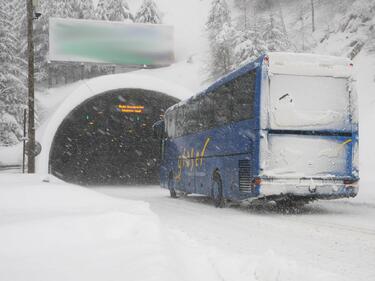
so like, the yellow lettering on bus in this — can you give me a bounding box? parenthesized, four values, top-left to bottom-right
(200, 137, 211, 166)
(175, 137, 211, 180)
(195, 151, 200, 167)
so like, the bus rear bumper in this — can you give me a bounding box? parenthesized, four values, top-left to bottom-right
(258, 178, 359, 200)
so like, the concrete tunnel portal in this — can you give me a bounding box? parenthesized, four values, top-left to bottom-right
(49, 88, 179, 186)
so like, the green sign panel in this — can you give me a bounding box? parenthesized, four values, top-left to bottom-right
(49, 18, 175, 66)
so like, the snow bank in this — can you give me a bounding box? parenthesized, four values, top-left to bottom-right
(353, 50, 375, 202)
(0, 143, 22, 166)
(0, 175, 173, 281)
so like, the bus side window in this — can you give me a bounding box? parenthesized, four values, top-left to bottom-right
(199, 95, 214, 131)
(232, 70, 256, 121)
(167, 110, 176, 138)
(175, 106, 183, 137)
(185, 99, 200, 135)
(213, 84, 233, 126)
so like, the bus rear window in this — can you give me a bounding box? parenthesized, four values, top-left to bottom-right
(268, 75, 351, 131)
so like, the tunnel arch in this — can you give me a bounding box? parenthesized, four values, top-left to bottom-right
(36, 73, 193, 184)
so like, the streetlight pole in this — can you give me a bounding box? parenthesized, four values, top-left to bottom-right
(26, 0, 35, 173)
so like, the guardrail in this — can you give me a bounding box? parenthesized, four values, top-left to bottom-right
(0, 165, 22, 172)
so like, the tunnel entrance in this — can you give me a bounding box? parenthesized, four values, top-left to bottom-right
(49, 89, 179, 186)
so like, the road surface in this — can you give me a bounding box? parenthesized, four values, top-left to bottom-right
(95, 186, 375, 281)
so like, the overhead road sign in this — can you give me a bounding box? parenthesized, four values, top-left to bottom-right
(49, 18, 175, 66)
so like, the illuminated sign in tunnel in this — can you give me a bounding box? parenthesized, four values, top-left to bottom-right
(49, 89, 179, 185)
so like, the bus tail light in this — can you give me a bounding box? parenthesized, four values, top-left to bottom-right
(252, 177, 262, 186)
(344, 179, 357, 185)
(264, 56, 269, 66)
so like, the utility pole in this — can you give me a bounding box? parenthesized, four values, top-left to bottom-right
(311, 0, 315, 33)
(27, 0, 35, 173)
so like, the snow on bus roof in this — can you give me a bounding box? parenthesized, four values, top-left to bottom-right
(267, 52, 353, 77)
(268, 52, 352, 66)
(166, 52, 353, 113)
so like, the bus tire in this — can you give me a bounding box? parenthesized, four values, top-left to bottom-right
(168, 174, 177, 198)
(211, 172, 225, 208)
(275, 198, 306, 210)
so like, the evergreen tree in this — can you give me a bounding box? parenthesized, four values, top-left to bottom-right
(96, 0, 134, 22)
(135, 0, 162, 24)
(234, 0, 251, 30)
(234, 27, 266, 66)
(206, 0, 236, 79)
(0, 0, 27, 145)
(76, 0, 95, 19)
(262, 12, 291, 52)
(95, 0, 107, 20)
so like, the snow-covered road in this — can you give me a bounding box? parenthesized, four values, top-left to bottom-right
(95, 185, 375, 281)
(0, 175, 374, 281)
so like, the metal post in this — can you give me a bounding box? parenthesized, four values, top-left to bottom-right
(26, 0, 35, 173)
(22, 109, 27, 173)
(311, 0, 315, 32)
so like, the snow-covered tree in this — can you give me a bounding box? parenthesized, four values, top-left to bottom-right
(206, 0, 231, 39)
(75, 0, 95, 19)
(135, 0, 162, 24)
(234, 0, 251, 30)
(0, 0, 27, 145)
(206, 0, 236, 79)
(96, 0, 134, 22)
(262, 12, 291, 52)
(95, 0, 107, 20)
(234, 27, 266, 66)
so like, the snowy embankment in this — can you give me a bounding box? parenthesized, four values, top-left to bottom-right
(354, 50, 375, 203)
(0, 174, 345, 281)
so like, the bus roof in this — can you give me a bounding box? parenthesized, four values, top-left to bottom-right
(267, 52, 353, 77)
(166, 52, 353, 113)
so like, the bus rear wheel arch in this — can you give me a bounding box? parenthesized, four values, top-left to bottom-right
(211, 170, 225, 208)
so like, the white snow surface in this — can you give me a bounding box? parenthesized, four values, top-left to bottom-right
(2, 174, 374, 281)
(267, 74, 351, 131)
(268, 52, 353, 77)
(261, 134, 349, 178)
(354, 50, 375, 196)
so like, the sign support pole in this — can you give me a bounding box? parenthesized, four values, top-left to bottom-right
(26, 0, 35, 173)
(22, 109, 27, 173)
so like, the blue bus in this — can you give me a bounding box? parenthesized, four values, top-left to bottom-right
(155, 52, 359, 207)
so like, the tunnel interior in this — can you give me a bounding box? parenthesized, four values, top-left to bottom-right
(49, 89, 179, 186)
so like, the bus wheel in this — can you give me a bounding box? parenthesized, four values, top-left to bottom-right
(275, 198, 306, 211)
(168, 175, 177, 198)
(212, 173, 225, 208)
